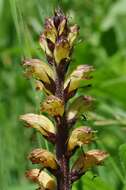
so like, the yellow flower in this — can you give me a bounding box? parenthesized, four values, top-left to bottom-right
(28, 148, 58, 170)
(64, 65, 94, 93)
(23, 59, 54, 83)
(39, 33, 52, 56)
(58, 17, 67, 35)
(68, 24, 79, 47)
(67, 95, 93, 121)
(38, 170, 56, 190)
(20, 113, 55, 137)
(44, 17, 57, 43)
(41, 95, 64, 116)
(72, 149, 109, 174)
(67, 126, 94, 152)
(54, 38, 70, 64)
(26, 169, 56, 190)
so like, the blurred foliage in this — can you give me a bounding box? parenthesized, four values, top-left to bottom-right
(0, 0, 126, 190)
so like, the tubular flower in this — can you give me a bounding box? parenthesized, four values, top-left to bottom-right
(23, 59, 54, 83)
(28, 148, 58, 170)
(41, 95, 64, 116)
(67, 95, 93, 121)
(64, 65, 94, 93)
(26, 169, 56, 190)
(67, 127, 94, 152)
(72, 150, 109, 175)
(21, 8, 108, 190)
(20, 113, 55, 137)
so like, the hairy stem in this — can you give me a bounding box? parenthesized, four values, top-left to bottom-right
(55, 71, 70, 190)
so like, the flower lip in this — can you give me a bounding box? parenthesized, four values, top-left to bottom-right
(25, 169, 40, 182)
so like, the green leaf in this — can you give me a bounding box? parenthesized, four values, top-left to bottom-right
(119, 144, 126, 173)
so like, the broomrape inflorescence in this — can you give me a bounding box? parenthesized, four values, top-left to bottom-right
(20, 8, 108, 190)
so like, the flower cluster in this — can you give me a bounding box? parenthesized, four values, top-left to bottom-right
(20, 8, 108, 190)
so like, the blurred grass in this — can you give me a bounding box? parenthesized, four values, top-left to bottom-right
(0, 0, 126, 190)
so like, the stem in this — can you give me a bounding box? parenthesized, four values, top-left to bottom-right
(55, 71, 71, 190)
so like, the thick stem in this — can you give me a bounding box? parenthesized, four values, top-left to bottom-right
(55, 71, 71, 190)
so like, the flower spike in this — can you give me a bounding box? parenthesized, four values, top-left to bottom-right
(21, 8, 108, 190)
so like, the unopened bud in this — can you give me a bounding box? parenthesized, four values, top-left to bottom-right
(44, 17, 57, 43)
(39, 33, 52, 57)
(58, 17, 67, 35)
(54, 38, 70, 64)
(68, 24, 79, 47)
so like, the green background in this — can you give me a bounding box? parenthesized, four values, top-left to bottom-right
(0, 0, 126, 189)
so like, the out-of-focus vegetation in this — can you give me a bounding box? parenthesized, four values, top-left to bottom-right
(0, 0, 126, 190)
